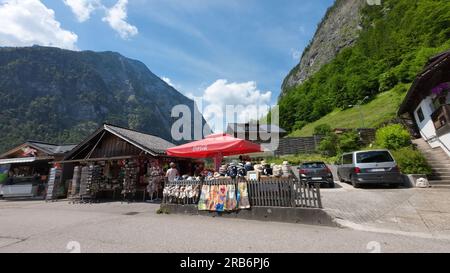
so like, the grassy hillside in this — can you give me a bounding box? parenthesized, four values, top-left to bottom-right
(289, 84, 408, 137)
(279, 0, 450, 133)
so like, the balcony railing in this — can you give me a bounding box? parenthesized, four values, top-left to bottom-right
(431, 104, 450, 134)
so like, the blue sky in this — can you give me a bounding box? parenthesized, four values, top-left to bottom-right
(0, 0, 334, 131)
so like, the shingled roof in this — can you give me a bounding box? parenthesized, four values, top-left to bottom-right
(398, 50, 450, 115)
(104, 124, 175, 155)
(0, 140, 76, 159)
(27, 141, 77, 155)
(63, 123, 176, 160)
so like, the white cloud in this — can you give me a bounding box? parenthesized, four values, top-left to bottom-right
(162, 77, 174, 87)
(0, 0, 78, 50)
(102, 0, 138, 39)
(200, 79, 272, 132)
(63, 0, 101, 22)
(63, 0, 138, 40)
(162, 77, 184, 91)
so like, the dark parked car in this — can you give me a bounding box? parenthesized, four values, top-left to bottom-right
(298, 162, 334, 188)
(337, 149, 404, 188)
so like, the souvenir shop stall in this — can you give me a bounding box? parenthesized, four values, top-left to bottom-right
(164, 133, 267, 211)
(68, 157, 176, 202)
(0, 141, 75, 199)
(59, 124, 187, 202)
(162, 160, 294, 211)
(163, 177, 251, 212)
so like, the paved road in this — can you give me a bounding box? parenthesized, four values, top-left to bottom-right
(0, 200, 449, 253)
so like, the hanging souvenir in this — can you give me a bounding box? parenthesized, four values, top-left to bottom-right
(237, 182, 250, 209)
(208, 185, 219, 211)
(225, 184, 237, 211)
(215, 185, 227, 212)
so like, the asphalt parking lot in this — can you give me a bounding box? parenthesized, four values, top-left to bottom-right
(1, 166, 449, 252)
(293, 164, 450, 239)
(1, 199, 450, 253)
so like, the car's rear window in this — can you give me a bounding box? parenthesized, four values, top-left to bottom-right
(356, 151, 394, 163)
(301, 163, 327, 169)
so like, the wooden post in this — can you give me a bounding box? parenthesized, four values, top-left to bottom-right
(316, 183, 323, 209)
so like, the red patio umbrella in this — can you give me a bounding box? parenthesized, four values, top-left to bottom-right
(166, 133, 262, 171)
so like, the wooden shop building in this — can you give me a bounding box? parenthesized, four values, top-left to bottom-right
(0, 141, 76, 198)
(57, 124, 193, 201)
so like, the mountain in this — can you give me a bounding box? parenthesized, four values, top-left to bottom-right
(279, 0, 450, 133)
(281, 0, 366, 96)
(0, 46, 207, 152)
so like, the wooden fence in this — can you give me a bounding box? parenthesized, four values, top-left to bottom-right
(274, 136, 323, 156)
(162, 177, 322, 209)
(274, 129, 376, 156)
(247, 178, 322, 208)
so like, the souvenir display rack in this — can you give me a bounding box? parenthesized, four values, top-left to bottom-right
(122, 161, 139, 202)
(68, 166, 81, 203)
(45, 168, 62, 202)
(68, 156, 169, 203)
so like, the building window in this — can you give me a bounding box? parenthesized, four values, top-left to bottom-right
(416, 107, 425, 123)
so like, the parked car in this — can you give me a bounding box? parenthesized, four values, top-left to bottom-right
(337, 149, 404, 188)
(298, 162, 335, 188)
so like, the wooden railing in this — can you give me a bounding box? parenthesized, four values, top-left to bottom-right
(162, 177, 322, 209)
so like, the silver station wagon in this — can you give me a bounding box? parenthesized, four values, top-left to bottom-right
(337, 149, 404, 188)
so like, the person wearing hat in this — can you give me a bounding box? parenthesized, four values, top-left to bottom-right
(166, 162, 179, 182)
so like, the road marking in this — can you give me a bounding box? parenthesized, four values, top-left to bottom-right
(336, 219, 450, 241)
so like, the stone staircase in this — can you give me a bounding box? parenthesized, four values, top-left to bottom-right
(412, 138, 450, 189)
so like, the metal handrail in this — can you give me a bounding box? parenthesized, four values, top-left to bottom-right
(419, 129, 450, 154)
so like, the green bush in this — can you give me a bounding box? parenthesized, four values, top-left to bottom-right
(338, 130, 361, 153)
(392, 147, 432, 175)
(318, 130, 362, 156)
(314, 124, 332, 136)
(265, 154, 338, 165)
(318, 133, 338, 156)
(375, 124, 411, 150)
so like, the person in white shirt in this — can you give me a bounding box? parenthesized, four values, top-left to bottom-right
(166, 162, 179, 182)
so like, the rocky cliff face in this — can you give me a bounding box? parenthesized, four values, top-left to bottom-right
(281, 0, 366, 96)
(0, 46, 206, 151)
